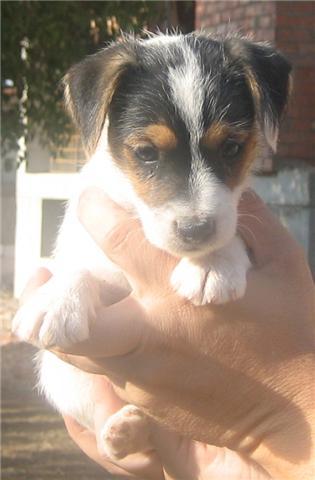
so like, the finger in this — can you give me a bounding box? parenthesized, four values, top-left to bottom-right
(90, 377, 126, 454)
(64, 411, 164, 480)
(52, 351, 107, 374)
(65, 378, 164, 479)
(64, 416, 136, 478)
(77, 187, 134, 245)
(238, 189, 299, 268)
(151, 426, 271, 480)
(78, 187, 176, 291)
(52, 295, 145, 357)
(19, 267, 52, 305)
(151, 427, 203, 480)
(90, 377, 162, 480)
(11, 268, 53, 343)
(151, 427, 220, 480)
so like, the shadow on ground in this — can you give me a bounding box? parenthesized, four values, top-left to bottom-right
(1, 341, 123, 479)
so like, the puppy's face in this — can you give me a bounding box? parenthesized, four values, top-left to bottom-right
(65, 34, 291, 257)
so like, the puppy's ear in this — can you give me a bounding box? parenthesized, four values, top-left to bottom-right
(225, 39, 292, 151)
(63, 42, 137, 154)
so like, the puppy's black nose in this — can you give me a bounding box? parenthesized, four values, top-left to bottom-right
(175, 217, 215, 244)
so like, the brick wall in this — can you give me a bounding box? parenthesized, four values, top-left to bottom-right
(196, 0, 276, 41)
(275, 2, 315, 164)
(195, 0, 315, 167)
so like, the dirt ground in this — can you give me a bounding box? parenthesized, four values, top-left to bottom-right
(0, 292, 121, 479)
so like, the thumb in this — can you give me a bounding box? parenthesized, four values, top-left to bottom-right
(53, 294, 146, 358)
(238, 189, 299, 269)
(78, 187, 176, 292)
(151, 426, 271, 480)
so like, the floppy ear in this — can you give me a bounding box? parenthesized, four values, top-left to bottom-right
(225, 39, 292, 151)
(63, 42, 137, 154)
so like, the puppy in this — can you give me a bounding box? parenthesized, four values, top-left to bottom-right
(13, 33, 291, 459)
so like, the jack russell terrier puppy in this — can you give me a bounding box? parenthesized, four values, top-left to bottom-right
(13, 33, 291, 459)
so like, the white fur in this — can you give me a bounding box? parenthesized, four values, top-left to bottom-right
(13, 35, 253, 459)
(13, 127, 250, 457)
(100, 405, 150, 459)
(135, 181, 240, 259)
(12, 270, 100, 348)
(168, 40, 204, 143)
(38, 351, 96, 430)
(264, 117, 279, 152)
(171, 236, 250, 305)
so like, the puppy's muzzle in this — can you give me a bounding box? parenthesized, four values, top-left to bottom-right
(174, 216, 216, 245)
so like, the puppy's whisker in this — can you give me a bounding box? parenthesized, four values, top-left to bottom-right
(237, 213, 263, 225)
(36, 32, 291, 461)
(237, 222, 257, 244)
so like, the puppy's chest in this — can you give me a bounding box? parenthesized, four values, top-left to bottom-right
(55, 199, 131, 300)
(80, 153, 139, 213)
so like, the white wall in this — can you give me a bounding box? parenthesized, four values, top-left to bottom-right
(253, 166, 315, 274)
(12, 163, 315, 298)
(0, 156, 16, 290)
(14, 163, 78, 297)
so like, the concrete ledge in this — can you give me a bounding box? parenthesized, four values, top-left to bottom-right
(253, 166, 315, 206)
(0, 245, 15, 290)
(253, 165, 315, 275)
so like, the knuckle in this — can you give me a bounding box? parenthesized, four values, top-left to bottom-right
(104, 220, 139, 258)
(277, 239, 308, 274)
(124, 383, 154, 409)
(104, 224, 130, 255)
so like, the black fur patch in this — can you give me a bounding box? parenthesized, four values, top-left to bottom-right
(224, 38, 292, 130)
(64, 34, 291, 189)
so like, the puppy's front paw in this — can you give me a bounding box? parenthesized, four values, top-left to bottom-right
(201, 259, 248, 305)
(100, 405, 150, 460)
(171, 238, 250, 306)
(171, 258, 209, 305)
(12, 270, 101, 349)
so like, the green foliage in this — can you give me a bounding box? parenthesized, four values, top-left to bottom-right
(1, 0, 159, 160)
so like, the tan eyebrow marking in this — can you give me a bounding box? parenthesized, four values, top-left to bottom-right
(202, 122, 230, 147)
(226, 129, 258, 189)
(201, 122, 250, 149)
(244, 67, 261, 113)
(125, 124, 177, 150)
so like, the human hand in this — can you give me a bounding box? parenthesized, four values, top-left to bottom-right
(60, 188, 315, 480)
(13, 270, 271, 480)
(15, 189, 315, 479)
(63, 374, 271, 480)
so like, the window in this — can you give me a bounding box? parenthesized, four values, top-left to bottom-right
(49, 134, 86, 172)
(40, 199, 66, 257)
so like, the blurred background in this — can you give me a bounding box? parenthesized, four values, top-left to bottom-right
(1, 1, 314, 479)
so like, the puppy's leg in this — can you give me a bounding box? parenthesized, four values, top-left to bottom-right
(171, 236, 251, 306)
(99, 405, 152, 460)
(13, 196, 129, 349)
(13, 269, 102, 348)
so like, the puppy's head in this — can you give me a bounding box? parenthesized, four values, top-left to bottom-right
(64, 34, 291, 258)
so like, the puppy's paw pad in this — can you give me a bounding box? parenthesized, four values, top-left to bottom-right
(101, 405, 149, 460)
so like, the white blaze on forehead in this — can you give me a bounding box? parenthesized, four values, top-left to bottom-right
(167, 39, 209, 199)
(168, 40, 205, 143)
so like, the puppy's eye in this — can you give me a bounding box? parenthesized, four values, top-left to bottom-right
(221, 140, 242, 158)
(134, 145, 158, 163)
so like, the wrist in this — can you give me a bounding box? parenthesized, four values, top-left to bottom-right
(250, 353, 315, 480)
